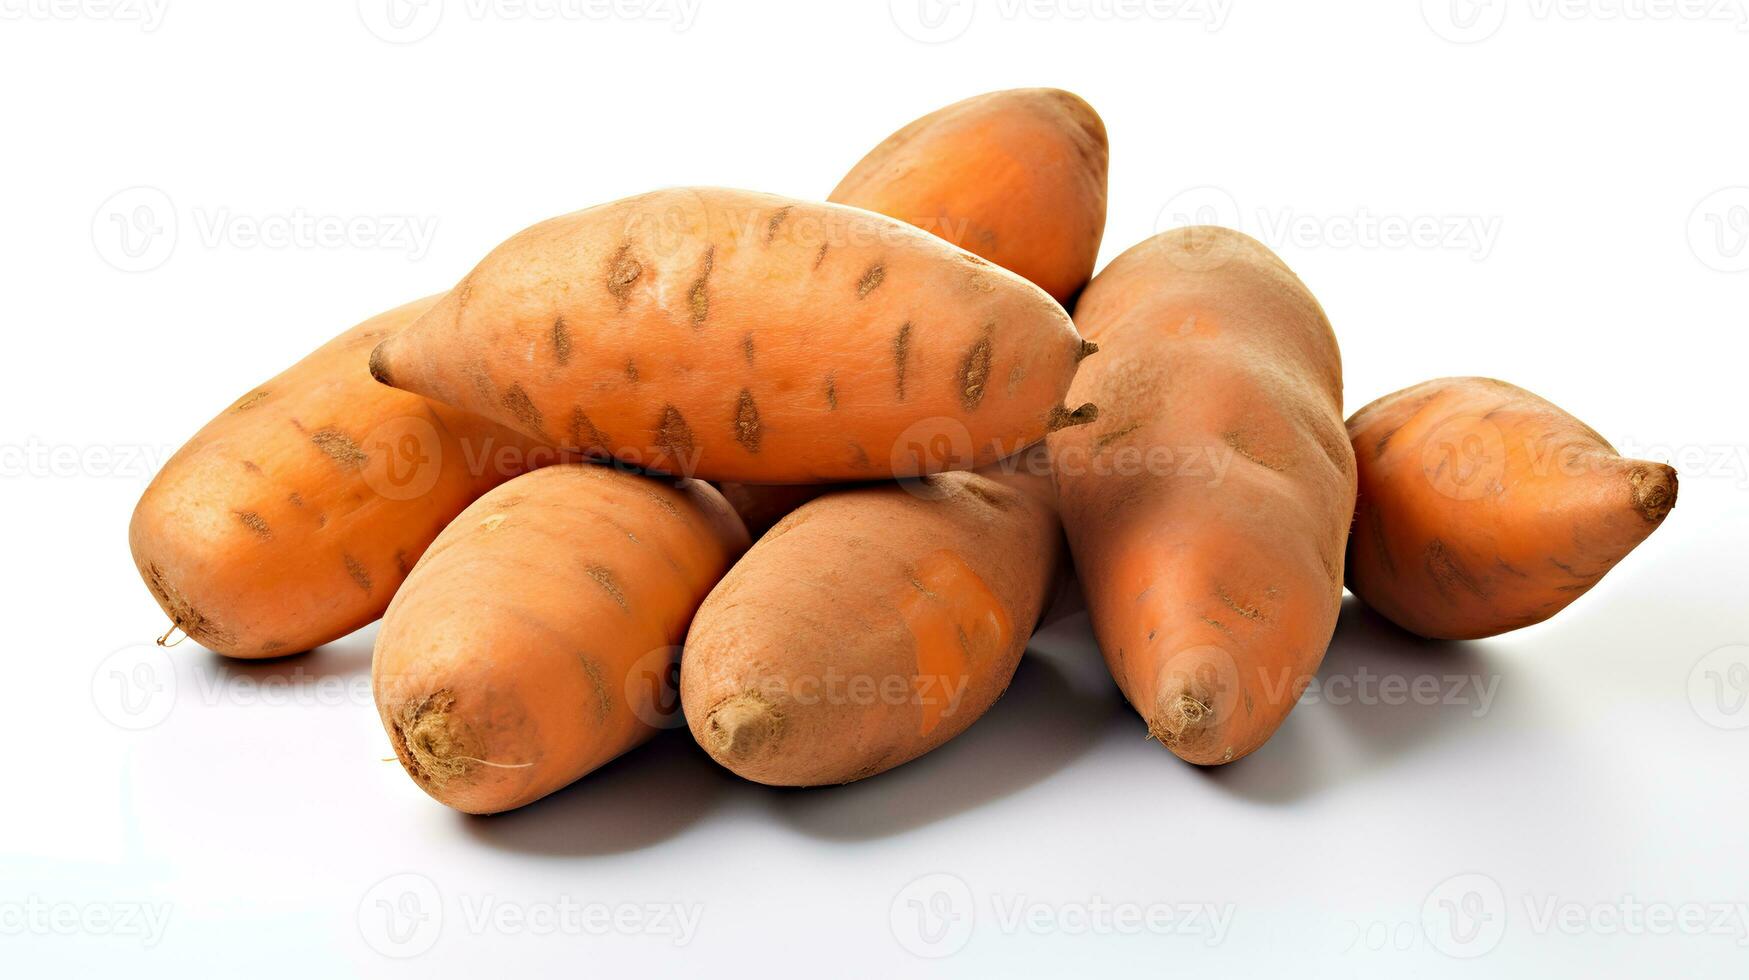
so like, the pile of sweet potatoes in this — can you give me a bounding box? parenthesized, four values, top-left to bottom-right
(131, 89, 1677, 812)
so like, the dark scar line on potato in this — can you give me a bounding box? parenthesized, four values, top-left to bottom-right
(825, 372, 837, 410)
(569, 407, 608, 455)
(735, 389, 762, 453)
(856, 262, 886, 299)
(894, 321, 912, 400)
(765, 206, 793, 245)
(813, 242, 830, 269)
(501, 383, 544, 435)
(656, 405, 695, 463)
(311, 427, 368, 471)
(959, 325, 994, 411)
(235, 511, 272, 539)
(585, 564, 629, 610)
(606, 243, 642, 308)
(689, 245, 715, 325)
(552, 316, 572, 365)
(344, 554, 372, 593)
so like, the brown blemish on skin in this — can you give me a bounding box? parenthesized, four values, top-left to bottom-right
(894, 322, 913, 400)
(741, 334, 755, 365)
(501, 384, 544, 435)
(1426, 539, 1487, 599)
(955, 479, 1011, 510)
(1093, 422, 1141, 453)
(552, 316, 572, 365)
(1217, 587, 1264, 622)
(765, 206, 793, 245)
(824, 372, 838, 410)
(394, 550, 410, 577)
(259, 641, 287, 655)
(236, 511, 272, 538)
(1223, 430, 1290, 472)
(569, 407, 608, 456)
(231, 391, 269, 412)
(856, 262, 886, 299)
(241, 460, 261, 474)
(688, 246, 715, 325)
(606, 243, 642, 308)
(344, 554, 372, 593)
(959, 326, 994, 411)
(655, 405, 694, 465)
(625, 359, 640, 383)
(580, 658, 612, 721)
(585, 564, 628, 610)
(734, 389, 762, 453)
(847, 443, 872, 470)
(813, 242, 829, 269)
(288, 492, 304, 508)
(311, 427, 368, 471)
(1201, 616, 1232, 635)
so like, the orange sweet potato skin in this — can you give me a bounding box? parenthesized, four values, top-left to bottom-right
(368, 188, 1092, 484)
(829, 87, 1109, 304)
(1346, 377, 1677, 640)
(681, 451, 1059, 786)
(373, 465, 748, 814)
(1047, 228, 1355, 765)
(129, 297, 550, 658)
(719, 88, 1110, 535)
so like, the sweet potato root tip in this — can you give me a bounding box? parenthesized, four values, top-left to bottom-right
(702, 693, 784, 762)
(1048, 403, 1099, 431)
(1630, 464, 1678, 523)
(367, 341, 393, 386)
(389, 691, 476, 789)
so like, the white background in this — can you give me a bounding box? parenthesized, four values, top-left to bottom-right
(3, 1, 1747, 976)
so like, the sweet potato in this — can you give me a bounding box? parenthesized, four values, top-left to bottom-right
(1345, 377, 1677, 640)
(829, 87, 1109, 304)
(130, 297, 550, 658)
(719, 88, 1110, 534)
(373, 464, 748, 814)
(681, 445, 1059, 785)
(368, 188, 1095, 483)
(1048, 228, 1355, 765)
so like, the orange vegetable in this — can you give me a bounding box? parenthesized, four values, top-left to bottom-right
(1048, 228, 1355, 765)
(130, 297, 549, 658)
(829, 87, 1109, 304)
(681, 445, 1060, 785)
(368, 188, 1095, 484)
(373, 464, 747, 813)
(1346, 377, 1677, 640)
